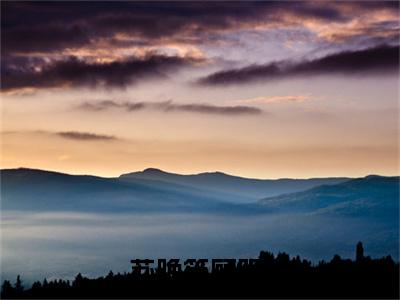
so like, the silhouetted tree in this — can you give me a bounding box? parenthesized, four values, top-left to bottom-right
(31, 281, 41, 290)
(1, 280, 14, 299)
(356, 241, 364, 262)
(106, 270, 114, 279)
(14, 275, 23, 296)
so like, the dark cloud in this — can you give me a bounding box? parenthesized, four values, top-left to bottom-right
(56, 131, 117, 141)
(164, 103, 261, 115)
(198, 45, 399, 85)
(2, 1, 397, 56)
(2, 25, 90, 56)
(79, 100, 262, 116)
(1, 55, 199, 91)
(2, 2, 398, 91)
(2, 130, 119, 141)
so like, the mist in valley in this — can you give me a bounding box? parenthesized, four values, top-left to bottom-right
(1, 210, 398, 284)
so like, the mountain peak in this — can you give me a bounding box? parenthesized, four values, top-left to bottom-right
(199, 171, 228, 177)
(142, 168, 166, 174)
(364, 174, 382, 179)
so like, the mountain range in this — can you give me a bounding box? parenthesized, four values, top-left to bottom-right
(1, 168, 398, 221)
(120, 168, 349, 202)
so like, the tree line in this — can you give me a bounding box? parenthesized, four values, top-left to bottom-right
(1, 242, 399, 298)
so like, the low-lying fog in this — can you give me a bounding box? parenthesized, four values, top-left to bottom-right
(1, 211, 398, 284)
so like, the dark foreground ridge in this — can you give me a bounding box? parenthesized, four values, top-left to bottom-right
(1, 242, 399, 299)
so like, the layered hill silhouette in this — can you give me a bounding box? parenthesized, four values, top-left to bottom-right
(0, 168, 244, 213)
(1, 168, 398, 218)
(121, 168, 349, 202)
(259, 175, 399, 220)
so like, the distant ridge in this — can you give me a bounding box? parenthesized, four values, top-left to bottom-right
(0, 167, 112, 179)
(128, 168, 249, 180)
(123, 167, 348, 181)
(3, 166, 387, 181)
(259, 175, 400, 219)
(120, 168, 351, 201)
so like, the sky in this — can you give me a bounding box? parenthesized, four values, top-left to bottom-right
(1, 1, 399, 179)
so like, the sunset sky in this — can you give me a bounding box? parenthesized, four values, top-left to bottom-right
(1, 1, 399, 178)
